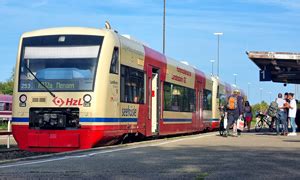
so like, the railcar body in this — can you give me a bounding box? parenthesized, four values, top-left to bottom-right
(0, 95, 12, 121)
(12, 27, 244, 152)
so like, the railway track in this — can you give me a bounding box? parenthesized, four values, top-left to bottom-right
(0, 145, 50, 162)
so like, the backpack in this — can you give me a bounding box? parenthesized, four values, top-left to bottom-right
(267, 101, 279, 117)
(245, 106, 251, 113)
(227, 96, 238, 110)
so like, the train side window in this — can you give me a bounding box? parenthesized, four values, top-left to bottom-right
(110, 47, 119, 74)
(4, 103, 9, 111)
(163, 83, 172, 110)
(203, 89, 212, 110)
(163, 82, 196, 112)
(0, 102, 4, 111)
(188, 88, 196, 112)
(120, 65, 144, 104)
(219, 94, 227, 107)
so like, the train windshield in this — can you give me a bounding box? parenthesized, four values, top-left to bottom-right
(18, 35, 103, 92)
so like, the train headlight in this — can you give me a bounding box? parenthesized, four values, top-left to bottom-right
(19, 94, 27, 103)
(83, 94, 92, 103)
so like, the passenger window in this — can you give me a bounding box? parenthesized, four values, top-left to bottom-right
(0, 102, 4, 111)
(219, 94, 227, 107)
(5, 103, 10, 111)
(110, 47, 119, 74)
(203, 89, 212, 110)
(163, 82, 196, 112)
(120, 65, 144, 104)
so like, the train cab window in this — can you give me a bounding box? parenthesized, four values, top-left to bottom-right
(164, 82, 195, 112)
(110, 47, 119, 74)
(120, 65, 144, 104)
(203, 89, 212, 110)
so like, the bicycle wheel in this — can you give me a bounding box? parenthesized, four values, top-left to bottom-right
(265, 116, 274, 132)
(219, 129, 224, 136)
(219, 120, 224, 136)
(255, 120, 263, 132)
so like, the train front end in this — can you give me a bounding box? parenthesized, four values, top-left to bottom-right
(12, 28, 113, 152)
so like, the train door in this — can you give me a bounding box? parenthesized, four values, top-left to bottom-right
(197, 81, 204, 130)
(151, 69, 160, 135)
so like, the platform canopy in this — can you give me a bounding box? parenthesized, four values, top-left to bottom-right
(247, 51, 300, 84)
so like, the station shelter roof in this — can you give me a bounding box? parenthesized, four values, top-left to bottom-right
(247, 51, 300, 84)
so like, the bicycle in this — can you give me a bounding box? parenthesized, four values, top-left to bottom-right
(219, 115, 226, 136)
(219, 107, 226, 136)
(255, 111, 276, 132)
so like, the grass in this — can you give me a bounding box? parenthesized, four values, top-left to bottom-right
(195, 172, 209, 180)
(0, 122, 8, 130)
(251, 120, 257, 127)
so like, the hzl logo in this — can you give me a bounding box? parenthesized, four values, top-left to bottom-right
(52, 97, 83, 107)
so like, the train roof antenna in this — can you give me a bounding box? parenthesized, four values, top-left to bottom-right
(105, 21, 111, 30)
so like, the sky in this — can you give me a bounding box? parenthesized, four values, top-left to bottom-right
(0, 0, 300, 104)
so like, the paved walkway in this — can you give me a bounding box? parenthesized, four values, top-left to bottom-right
(0, 131, 299, 179)
(0, 133, 16, 150)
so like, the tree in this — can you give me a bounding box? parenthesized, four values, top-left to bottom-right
(0, 68, 14, 95)
(251, 101, 269, 117)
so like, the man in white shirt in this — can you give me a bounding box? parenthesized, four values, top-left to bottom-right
(276, 93, 287, 135)
(288, 93, 297, 136)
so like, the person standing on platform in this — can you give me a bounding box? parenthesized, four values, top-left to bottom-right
(284, 92, 290, 128)
(244, 101, 252, 132)
(224, 89, 243, 137)
(276, 93, 288, 136)
(288, 93, 297, 136)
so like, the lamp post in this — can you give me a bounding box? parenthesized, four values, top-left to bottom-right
(214, 32, 223, 78)
(210, 60, 215, 76)
(163, 0, 166, 54)
(233, 73, 238, 86)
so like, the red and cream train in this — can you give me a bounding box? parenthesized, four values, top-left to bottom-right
(0, 94, 12, 121)
(12, 26, 245, 152)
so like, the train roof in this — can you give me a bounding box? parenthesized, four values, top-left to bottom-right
(119, 32, 207, 79)
(21, 27, 107, 37)
(21, 27, 237, 88)
(0, 94, 12, 102)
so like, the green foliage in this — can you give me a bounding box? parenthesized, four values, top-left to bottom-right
(195, 172, 209, 180)
(0, 122, 8, 130)
(251, 101, 269, 116)
(0, 68, 14, 95)
(0, 81, 14, 95)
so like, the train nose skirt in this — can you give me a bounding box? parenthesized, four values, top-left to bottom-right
(28, 132, 80, 148)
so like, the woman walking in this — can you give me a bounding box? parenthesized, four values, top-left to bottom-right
(244, 101, 252, 132)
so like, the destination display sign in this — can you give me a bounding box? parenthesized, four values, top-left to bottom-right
(19, 80, 84, 91)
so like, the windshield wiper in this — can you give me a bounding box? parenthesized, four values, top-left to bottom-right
(23, 65, 56, 98)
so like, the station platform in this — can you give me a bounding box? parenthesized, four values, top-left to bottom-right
(0, 130, 299, 179)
